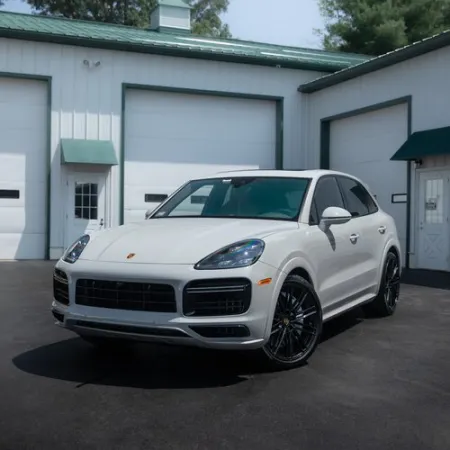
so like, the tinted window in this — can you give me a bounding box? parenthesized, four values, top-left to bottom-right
(312, 176, 344, 222)
(337, 177, 378, 217)
(151, 177, 310, 221)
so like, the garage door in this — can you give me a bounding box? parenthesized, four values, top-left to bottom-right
(124, 89, 277, 223)
(0, 78, 48, 259)
(329, 103, 408, 262)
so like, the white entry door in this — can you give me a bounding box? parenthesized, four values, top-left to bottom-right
(66, 174, 106, 247)
(417, 171, 450, 271)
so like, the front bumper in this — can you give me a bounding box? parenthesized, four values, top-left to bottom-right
(52, 259, 283, 350)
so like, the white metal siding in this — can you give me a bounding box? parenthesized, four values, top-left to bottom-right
(0, 78, 47, 259)
(124, 89, 277, 223)
(329, 104, 409, 261)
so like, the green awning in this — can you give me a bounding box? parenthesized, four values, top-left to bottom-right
(391, 126, 450, 161)
(60, 139, 118, 165)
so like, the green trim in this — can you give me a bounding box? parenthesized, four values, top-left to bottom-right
(391, 125, 450, 161)
(0, 72, 52, 260)
(119, 83, 285, 225)
(60, 138, 118, 165)
(276, 100, 284, 170)
(298, 31, 450, 93)
(319, 96, 413, 268)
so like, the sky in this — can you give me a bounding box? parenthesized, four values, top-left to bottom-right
(2, 0, 325, 49)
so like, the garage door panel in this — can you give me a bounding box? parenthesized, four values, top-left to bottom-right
(0, 153, 46, 183)
(124, 89, 277, 223)
(330, 104, 408, 262)
(0, 234, 45, 260)
(0, 78, 47, 259)
(125, 136, 274, 166)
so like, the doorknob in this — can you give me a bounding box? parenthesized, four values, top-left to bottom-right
(99, 218, 104, 227)
(350, 233, 359, 244)
(378, 226, 386, 234)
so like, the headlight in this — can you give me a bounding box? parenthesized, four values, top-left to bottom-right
(62, 234, 90, 264)
(195, 239, 265, 270)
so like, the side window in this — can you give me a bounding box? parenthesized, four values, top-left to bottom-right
(337, 177, 378, 217)
(311, 176, 344, 224)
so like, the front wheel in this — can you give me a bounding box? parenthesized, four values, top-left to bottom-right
(258, 274, 323, 371)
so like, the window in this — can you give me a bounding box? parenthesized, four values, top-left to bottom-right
(74, 183, 98, 220)
(151, 176, 311, 221)
(311, 176, 344, 224)
(337, 177, 378, 217)
(145, 194, 168, 203)
(424, 178, 444, 224)
(0, 189, 19, 199)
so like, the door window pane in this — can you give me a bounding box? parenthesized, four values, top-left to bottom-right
(425, 178, 444, 224)
(312, 177, 344, 221)
(337, 176, 378, 217)
(74, 182, 98, 220)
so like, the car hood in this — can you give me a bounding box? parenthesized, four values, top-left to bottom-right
(80, 218, 298, 264)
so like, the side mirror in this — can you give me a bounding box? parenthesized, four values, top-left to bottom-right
(320, 206, 352, 229)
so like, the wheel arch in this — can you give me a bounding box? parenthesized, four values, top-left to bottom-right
(375, 239, 402, 293)
(263, 257, 318, 338)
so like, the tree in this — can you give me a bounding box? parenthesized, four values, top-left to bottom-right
(316, 0, 450, 56)
(24, 0, 231, 38)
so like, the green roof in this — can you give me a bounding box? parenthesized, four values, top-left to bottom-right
(60, 139, 118, 165)
(391, 126, 450, 161)
(0, 11, 370, 72)
(299, 30, 450, 93)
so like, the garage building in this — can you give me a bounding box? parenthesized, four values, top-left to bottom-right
(301, 32, 450, 272)
(0, 4, 367, 260)
(2, 2, 450, 274)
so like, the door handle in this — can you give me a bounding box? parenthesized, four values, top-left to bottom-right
(99, 218, 104, 227)
(378, 226, 386, 234)
(349, 233, 359, 244)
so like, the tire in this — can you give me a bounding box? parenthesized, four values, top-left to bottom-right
(363, 251, 400, 318)
(257, 274, 323, 371)
(80, 335, 135, 352)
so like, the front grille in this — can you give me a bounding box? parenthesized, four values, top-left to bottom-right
(75, 279, 177, 313)
(53, 269, 69, 305)
(183, 278, 252, 317)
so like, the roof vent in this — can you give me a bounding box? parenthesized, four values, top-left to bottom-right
(150, 0, 192, 34)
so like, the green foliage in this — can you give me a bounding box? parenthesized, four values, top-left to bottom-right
(24, 0, 231, 37)
(316, 0, 450, 56)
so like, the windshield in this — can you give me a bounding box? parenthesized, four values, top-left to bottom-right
(150, 176, 311, 221)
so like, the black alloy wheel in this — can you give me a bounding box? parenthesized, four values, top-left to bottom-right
(363, 251, 401, 317)
(261, 274, 322, 370)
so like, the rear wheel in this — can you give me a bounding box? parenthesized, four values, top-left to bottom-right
(363, 251, 400, 317)
(259, 274, 323, 371)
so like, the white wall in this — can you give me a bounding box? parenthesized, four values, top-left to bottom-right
(0, 37, 325, 258)
(306, 45, 450, 268)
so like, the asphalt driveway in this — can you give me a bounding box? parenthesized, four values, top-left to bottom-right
(1, 261, 450, 450)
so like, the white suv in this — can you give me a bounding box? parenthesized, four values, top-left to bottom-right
(52, 169, 401, 371)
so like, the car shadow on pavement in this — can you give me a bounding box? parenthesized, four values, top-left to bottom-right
(12, 309, 367, 389)
(12, 337, 255, 389)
